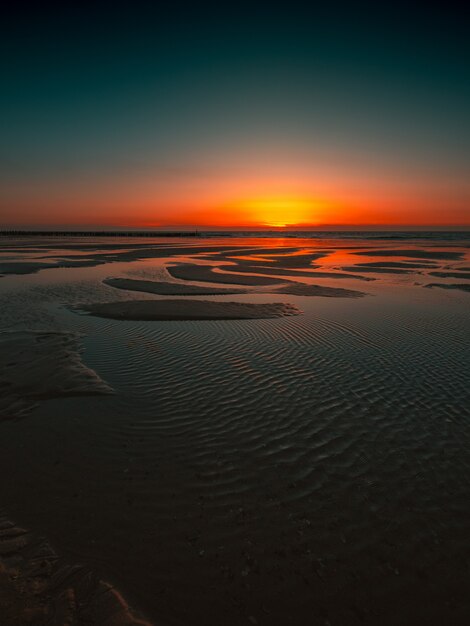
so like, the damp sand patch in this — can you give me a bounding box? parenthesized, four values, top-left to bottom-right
(424, 283, 470, 293)
(76, 299, 301, 320)
(0, 331, 112, 419)
(355, 261, 438, 269)
(352, 249, 464, 260)
(0, 261, 57, 276)
(220, 264, 374, 281)
(274, 283, 367, 298)
(428, 271, 470, 279)
(168, 262, 372, 284)
(104, 277, 248, 296)
(341, 266, 415, 274)
(0, 258, 109, 276)
(167, 263, 288, 286)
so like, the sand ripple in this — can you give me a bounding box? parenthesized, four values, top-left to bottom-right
(1, 237, 470, 625)
(77, 299, 301, 320)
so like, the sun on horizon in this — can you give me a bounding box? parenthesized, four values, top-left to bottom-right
(223, 196, 327, 228)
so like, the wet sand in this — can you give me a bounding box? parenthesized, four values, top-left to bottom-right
(0, 261, 58, 275)
(1, 234, 470, 625)
(354, 261, 438, 268)
(428, 271, 470, 279)
(104, 277, 247, 295)
(425, 283, 470, 293)
(274, 283, 366, 297)
(341, 265, 415, 274)
(214, 263, 373, 281)
(104, 276, 366, 299)
(352, 248, 464, 260)
(78, 299, 301, 320)
(167, 263, 289, 285)
(0, 516, 151, 626)
(0, 331, 112, 420)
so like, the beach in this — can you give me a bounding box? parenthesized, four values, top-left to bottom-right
(1, 233, 470, 625)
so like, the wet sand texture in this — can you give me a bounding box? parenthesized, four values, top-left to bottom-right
(215, 263, 373, 281)
(428, 271, 470, 279)
(352, 249, 464, 260)
(0, 244, 260, 276)
(341, 266, 414, 274)
(0, 516, 151, 625)
(355, 261, 438, 268)
(0, 331, 112, 419)
(167, 263, 288, 285)
(78, 299, 301, 320)
(425, 283, 470, 293)
(274, 283, 366, 297)
(223, 252, 331, 268)
(104, 277, 247, 295)
(0, 261, 57, 275)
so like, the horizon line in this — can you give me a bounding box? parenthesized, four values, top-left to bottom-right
(1, 225, 470, 232)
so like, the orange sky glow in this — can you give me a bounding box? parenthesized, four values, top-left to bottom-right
(2, 168, 469, 229)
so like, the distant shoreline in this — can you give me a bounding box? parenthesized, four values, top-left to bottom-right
(0, 229, 469, 240)
(0, 230, 201, 237)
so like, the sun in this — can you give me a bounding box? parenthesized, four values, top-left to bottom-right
(236, 196, 317, 228)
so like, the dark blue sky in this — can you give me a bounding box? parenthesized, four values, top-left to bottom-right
(1, 3, 469, 227)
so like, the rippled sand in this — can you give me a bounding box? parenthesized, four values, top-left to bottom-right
(0, 234, 470, 625)
(79, 299, 301, 320)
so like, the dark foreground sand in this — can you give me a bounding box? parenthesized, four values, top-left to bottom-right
(104, 277, 247, 295)
(0, 515, 151, 626)
(0, 331, 112, 420)
(78, 299, 301, 320)
(2, 236, 470, 625)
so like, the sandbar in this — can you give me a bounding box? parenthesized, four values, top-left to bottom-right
(0, 331, 112, 419)
(341, 266, 414, 274)
(167, 263, 288, 285)
(428, 271, 470, 279)
(352, 249, 464, 260)
(0, 261, 57, 275)
(104, 277, 247, 295)
(78, 299, 301, 320)
(425, 283, 470, 293)
(222, 264, 373, 281)
(355, 261, 438, 268)
(274, 284, 366, 298)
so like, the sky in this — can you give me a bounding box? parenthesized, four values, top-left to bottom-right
(1, 4, 469, 229)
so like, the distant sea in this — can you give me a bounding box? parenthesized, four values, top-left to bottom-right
(202, 230, 470, 241)
(1, 229, 469, 242)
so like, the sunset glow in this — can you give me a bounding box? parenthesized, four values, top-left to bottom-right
(225, 197, 323, 228)
(1, 5, 468, 230)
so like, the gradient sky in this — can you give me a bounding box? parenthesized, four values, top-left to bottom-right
(1, 4, 469, 229)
